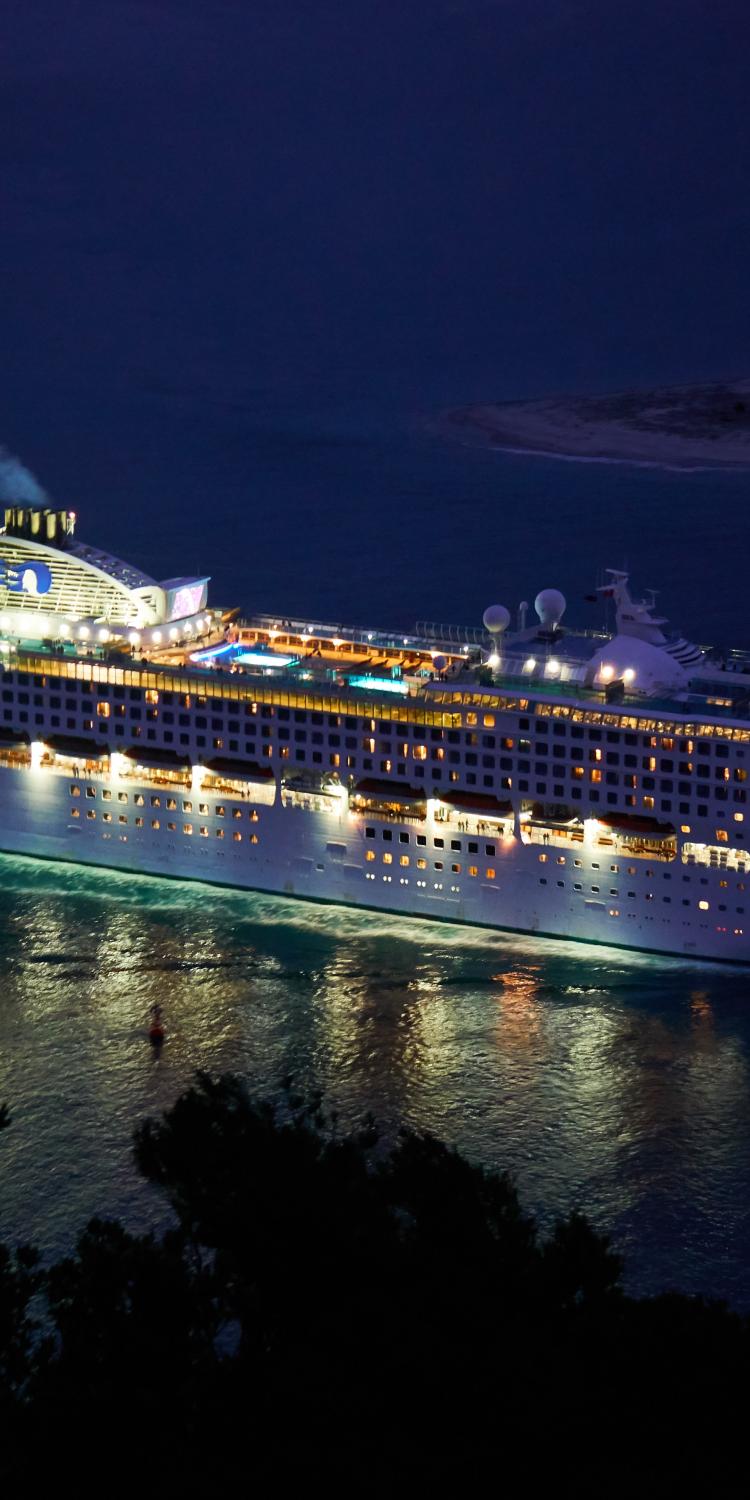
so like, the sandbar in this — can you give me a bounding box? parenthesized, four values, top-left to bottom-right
(444, 379, 750, 470)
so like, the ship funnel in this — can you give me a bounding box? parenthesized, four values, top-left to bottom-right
(0, 506, 75, 547)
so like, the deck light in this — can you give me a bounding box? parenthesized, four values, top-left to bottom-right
(236, 649, 296, 668)
(622, 667, 636, 684)
(523, 657, 536, 672)
(348, 675, 409, 695)
(110, 751, 126, 781)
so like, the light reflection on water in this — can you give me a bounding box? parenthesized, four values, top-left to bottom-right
(1, 852, 750, 1305)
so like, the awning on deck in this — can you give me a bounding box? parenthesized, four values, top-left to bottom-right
(353, 778, 426, 803)
(597, 813, 675, 839)
(123, 746, 191, 772)
(0, 728, 30, 749)
(439, 790, 513, 815)
(204, 757, 274, 781)
(46, 735, 109, 760)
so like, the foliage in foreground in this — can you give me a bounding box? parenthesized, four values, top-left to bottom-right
(0, 1076, 748, 1482)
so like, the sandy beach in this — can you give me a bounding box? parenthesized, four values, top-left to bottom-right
(445, 379, 750, 470)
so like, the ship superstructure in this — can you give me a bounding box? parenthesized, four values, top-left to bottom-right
(1, 506, 749, 963)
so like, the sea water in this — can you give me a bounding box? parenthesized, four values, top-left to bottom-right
(1, 849, 750, 1306)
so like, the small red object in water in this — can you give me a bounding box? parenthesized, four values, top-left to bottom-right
(148, 1004, 165, 1044)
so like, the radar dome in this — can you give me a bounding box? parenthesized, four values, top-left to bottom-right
(483, 604, 511, 634)
(535, 589, 566, 629)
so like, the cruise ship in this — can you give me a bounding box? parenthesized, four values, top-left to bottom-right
(1, 503, 749, 963)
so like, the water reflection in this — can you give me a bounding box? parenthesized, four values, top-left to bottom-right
(1, 852, 750, 1306)
(492, 966, 544, 1051)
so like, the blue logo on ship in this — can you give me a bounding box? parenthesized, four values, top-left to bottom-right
(0, 561, 53, 596)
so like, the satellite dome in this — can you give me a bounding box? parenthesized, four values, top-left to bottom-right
(483, 604, 511, 634)
(586, 634, 688, 695)
(535, 589, 566, 629)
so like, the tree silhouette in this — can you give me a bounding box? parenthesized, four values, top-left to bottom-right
(0, 1073, 748, 1486)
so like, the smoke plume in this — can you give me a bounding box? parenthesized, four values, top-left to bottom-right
(0, 447, 50, 505)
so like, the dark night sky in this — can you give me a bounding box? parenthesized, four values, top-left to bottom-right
(1, 0, 749, 626)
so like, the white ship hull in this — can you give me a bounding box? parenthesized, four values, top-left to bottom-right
(1, 762, 746, 965)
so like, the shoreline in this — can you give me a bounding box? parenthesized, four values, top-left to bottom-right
(443, 379, 750, 471)
(454, 435, 750, 473)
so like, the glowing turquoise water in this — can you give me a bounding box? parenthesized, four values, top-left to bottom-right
(1, 851, 749, 1305)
